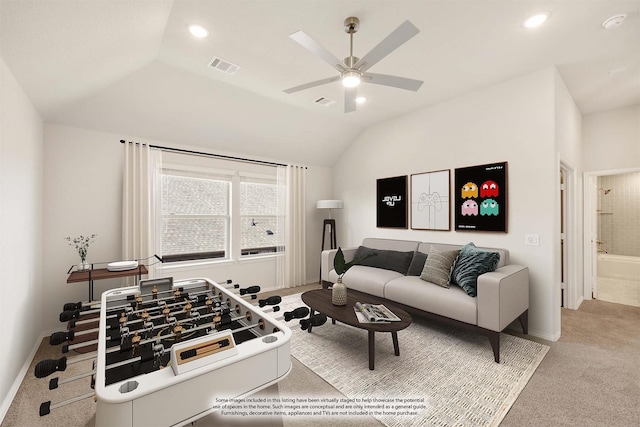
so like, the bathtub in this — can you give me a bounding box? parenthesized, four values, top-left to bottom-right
(597, 253, 640, 281)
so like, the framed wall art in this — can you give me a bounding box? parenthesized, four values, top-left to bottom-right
(376, 175, 408, 228)
(410, 169, 450, 230)
(454, 162, 508, 232)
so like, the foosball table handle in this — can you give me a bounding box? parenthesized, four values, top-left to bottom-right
(35, 357, 67, 378)
(39, 401, 51, 416)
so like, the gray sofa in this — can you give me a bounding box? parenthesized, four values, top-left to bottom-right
(321, 238, 529, 363)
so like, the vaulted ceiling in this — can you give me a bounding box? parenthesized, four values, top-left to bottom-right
(1, 0, 638, 166)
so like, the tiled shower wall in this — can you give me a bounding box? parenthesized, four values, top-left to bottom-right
(597, 171, 640, 257)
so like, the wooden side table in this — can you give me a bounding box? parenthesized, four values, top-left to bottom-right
(67, 265, 148, 301)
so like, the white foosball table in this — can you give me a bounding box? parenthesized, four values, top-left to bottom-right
(36, 277, 296, 427)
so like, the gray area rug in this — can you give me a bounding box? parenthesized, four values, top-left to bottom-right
(279, 293, 549, 427)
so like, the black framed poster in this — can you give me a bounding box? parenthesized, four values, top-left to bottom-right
(454, 162, 507, 232)
(376, 175, 408, 228)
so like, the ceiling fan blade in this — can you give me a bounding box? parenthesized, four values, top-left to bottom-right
(354, 20, 419, 72)
(289, 31, 346, 72)
(345, 87, 357, 113)
(364, 73, 423, 91)
(283, 75, 341, 94)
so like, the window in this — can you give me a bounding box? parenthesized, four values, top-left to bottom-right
(240, 179, 280, 256)
(161, 171, 230, 262)
(158, 158, 282, 263)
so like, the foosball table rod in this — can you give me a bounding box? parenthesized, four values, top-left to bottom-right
(48, 369, 95, 390)
(59, 310, 227, 354)
(59, 287, 216, 323)
(39, 392, 95, 417)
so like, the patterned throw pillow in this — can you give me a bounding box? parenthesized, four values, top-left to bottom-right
(419, 246, 460, 288)
(451, 242, 500, 297)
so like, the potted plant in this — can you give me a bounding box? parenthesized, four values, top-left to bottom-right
(331, 247, 375, 305)
(65, 234, 97, 271)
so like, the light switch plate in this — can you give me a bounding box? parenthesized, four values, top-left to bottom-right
(525, 234, 540, 246)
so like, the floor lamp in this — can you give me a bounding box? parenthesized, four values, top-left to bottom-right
(317, 199, 343, 283)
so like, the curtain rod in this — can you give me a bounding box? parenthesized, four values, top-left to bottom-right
(120, 140, 306, 169)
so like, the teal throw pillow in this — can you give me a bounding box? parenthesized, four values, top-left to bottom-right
(451, 242, 500, 297)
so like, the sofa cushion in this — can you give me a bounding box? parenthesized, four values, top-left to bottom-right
(406, 252, 428, 276)
(353, 246, 414, 275)
(329, 265, 403, 297)
(420, 246, 460, 288)
(451, 242, 500, 297)
(384, 276, 478, 325)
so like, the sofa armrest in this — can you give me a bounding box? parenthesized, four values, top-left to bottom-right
(477, 264, 529, 332)
(321, 247, 358, 282)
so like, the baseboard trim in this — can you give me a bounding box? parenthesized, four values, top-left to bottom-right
(0, 333, 45, 424)
(528, 329, 561, 342)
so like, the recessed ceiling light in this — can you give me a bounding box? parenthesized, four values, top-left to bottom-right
(602, 14, 627, 29)
(356, 96, 367, 104)
(189, 25, 209, 38)
(608, 66, 627, 75)
(523, 13, 549, 29)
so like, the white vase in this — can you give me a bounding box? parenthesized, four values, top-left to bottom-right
(78, 259, 89, 272)
(331, 278, 348, 306)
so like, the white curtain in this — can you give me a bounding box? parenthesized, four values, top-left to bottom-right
(122, 142, 162, 279)
(276, 165, 306, 288)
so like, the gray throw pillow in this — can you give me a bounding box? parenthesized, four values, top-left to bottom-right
(407, 252, 428, 276)
(420, 246, 460, 288)
(451, 242, 500, 297)
(353, 246, 414, 275)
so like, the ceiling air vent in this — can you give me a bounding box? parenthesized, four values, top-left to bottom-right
(208, 56, 240, 75)
(314, 97, 336, 107)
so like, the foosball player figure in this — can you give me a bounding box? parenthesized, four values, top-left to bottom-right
(141, 309, 149, 323)
(205, 297, 213, 313)
(152, 340, 164, 367)
(173, 323, 183, 341)
(119, 312, 127, 327)
(131, 331, 141, 356)
(174, 288, 182, 302)
(162, 307, 171, 324)
(152, 285, 158, 300)
(183, 301, 192, 318)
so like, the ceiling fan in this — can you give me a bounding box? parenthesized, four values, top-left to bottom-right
(284, 17, 423, 113)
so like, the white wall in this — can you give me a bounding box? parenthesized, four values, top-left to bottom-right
(333, 68, 560, 340)
(554, 69, 584, 312)
(0, 57, 44, 419)
(582, 105, 640, 172)
(42, 124, 331, 332)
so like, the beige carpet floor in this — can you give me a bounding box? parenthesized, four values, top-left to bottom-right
(2, 283, 639, 426)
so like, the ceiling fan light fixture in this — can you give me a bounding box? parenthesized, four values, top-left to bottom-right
(356, 96, 367, 104)
(342, 70, 361, 88)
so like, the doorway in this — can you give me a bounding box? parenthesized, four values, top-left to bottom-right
(584, 168, 640, 307)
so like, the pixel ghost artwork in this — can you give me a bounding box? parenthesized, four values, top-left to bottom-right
(461, 182, 478, 198)
(480, 180, 499, 197)
(461, 200, 478, 216)
(480, 199, 499, 216)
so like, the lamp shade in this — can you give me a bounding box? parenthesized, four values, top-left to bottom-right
(316, 200, 343, 209)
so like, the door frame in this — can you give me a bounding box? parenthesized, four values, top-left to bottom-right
(559, 158, 579, 310)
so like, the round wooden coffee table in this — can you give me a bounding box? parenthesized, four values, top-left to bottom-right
(301, 288, 412, 370)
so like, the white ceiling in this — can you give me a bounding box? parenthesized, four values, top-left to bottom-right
(1, 0, 639, 166)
